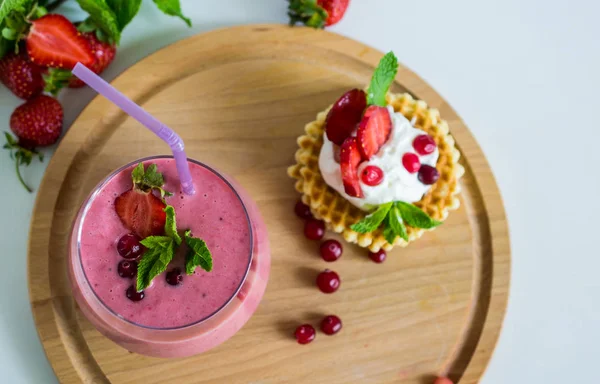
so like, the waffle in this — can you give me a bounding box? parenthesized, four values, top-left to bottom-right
(287, 93, 464, 252)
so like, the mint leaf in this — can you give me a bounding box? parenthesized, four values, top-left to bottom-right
(75, 0, 121, 44)
(131, 162, 145, 183)
(137, 236, 174, 291)
(184, 230, 212, 275)
(105, 0, 142, 31)
(384, 205, 408, 243)
(152, 0, 191, 27)
(131, 162, 172, 198)
(395, 201, 442, 229)
(164, 205, 181, 245)
(350, 202, 393, 233)
(367, 51, 399, 107)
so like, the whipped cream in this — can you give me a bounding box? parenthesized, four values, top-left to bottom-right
(318, 107, 439, 211)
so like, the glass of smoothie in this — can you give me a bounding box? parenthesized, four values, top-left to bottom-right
(67, 155, 270, 357)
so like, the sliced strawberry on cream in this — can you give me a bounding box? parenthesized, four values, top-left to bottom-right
(357, 106, 392, 160)
(339, 136, 364, 198)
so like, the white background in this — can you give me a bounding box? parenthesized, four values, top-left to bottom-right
(0, 0, 598, 383)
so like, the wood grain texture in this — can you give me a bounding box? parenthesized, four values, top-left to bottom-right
(27, 25, 510, 384)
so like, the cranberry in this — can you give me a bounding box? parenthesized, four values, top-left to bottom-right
(321, 315, 342, 335)
(117, 260, 137, 278)
(294, 324, 316, 344)
(316, 269, 340, 293)
(413, 134, 437, 155)
(304, 218, 325, 240)
(294, 200, 313, 220)
(117, 233, 143, 259)
(126, 285, 144, 302)
(320, 239, 343, 262)
(166, 268, 183, 286)
(361, 165, 384, 186)
(418, 164, 440, 185)
(402, 153, 421, 173)
(369, 249, 387, 263)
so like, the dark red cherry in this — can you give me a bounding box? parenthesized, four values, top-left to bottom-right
(418, 164, 440, 185)
(117, 260, 137, 278)
(126, 285, 144, 302)
(294, 324, 316, 344)
(117, 233, 143, 259)
(321, 315, 342, 335)
(320, 239, 343, 262)
(304, 218, 325, 240)
(316, 269, 340, 293)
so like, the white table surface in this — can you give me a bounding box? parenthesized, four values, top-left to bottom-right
(1, 0, 598, 383)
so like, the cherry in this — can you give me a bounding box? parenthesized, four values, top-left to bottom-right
(316, 269, 340, 293)
(418, 164, 440, 185)
(304, 218, 325, 240)
(434, 378, 454, 384)
(361, 165, 384, 186)
(117, 233, 143, 259)
(117, 260, 137, 278)
(294, 324, 316, 344)
(413, 134, 437, 155)
(321, 315, 342, 335)
(320, 239, 342, 262)
(294, 200, 313, 220)
(369, 249, 387, 263)
(402, 153, 421, 173)
(126, 285, 144, 302)
(166, 268, 183, 286)
(325, 89, 368, 145)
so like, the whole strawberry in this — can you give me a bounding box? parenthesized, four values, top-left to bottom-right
(4, 95, 64, 192)
(0, 51, 45, 100)
(69, 31, 116, 88)
(288, 0, 350, 28)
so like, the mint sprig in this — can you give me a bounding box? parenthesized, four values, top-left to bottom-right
(132, 163, 173, 198)
(367, 51, 399, 107)
(351, 201, 441, 244)
(184, 230, 213, 275)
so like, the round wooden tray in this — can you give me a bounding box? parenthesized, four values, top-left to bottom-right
(28, 25, 510, 384)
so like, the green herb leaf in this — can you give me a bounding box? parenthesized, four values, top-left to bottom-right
(287, 0, 328, 29)
(384, 205, 408, 243)
(367, 51, 399, 107)
(105, 0, 141, 31)
(136, 235, 174, 291)
(131, 162, 172, 198)
(164, 205, 181, 245)
(2, 27, 16, 40)
(152, 0, 191, 27)
(75, 0, 120, 44)
(0, 0, 31, 25)
(350, 202, 393, 233)
(395, 201, 442, 229)
(184, 230, 212, 275)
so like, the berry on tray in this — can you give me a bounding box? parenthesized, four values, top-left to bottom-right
(304, 218, 326, 240)
(320, 239, 343, 262)
(294, 324, 316, 344)
(316, 269, 340, 293)
(321, 315, 342, 335)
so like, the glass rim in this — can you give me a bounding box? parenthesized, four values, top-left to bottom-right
(75, 155, 253, 331)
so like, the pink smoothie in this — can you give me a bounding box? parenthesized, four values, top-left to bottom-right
(79, 158, 252, 328)
(69, 156, 270, 357)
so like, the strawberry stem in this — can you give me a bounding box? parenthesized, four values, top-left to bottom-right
(15, 158, 33, 193)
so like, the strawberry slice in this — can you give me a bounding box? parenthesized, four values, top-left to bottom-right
(340, 137, 364, 198)
(26, 14, 94, 70)
(325, 89, 367, 145)
(357, 106, 392, 160)
(115, 190, 167, 238)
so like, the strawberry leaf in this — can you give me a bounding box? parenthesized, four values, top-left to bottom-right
(105, 0, 141, 31)
(75, 0, 121, 44)
(367, 52, 399, 107)
(287, 0, 328, 29)
(3, 131, 41, 192)
(184, 230, 212, 275)
(152, 0, 191, 27)
(131, 162, 173, 198)
(0, 0, 32, 25)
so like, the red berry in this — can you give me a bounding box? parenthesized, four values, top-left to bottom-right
(117, 233, 143, 259)
(126, 285, 144, 302)
(115, 189, 167, 238)
(316, 269, 340, 293)
(321, 315, 342, 335)
(294, 200, 313, 220)
(402, 153, 421, 173)
(0, 51, 44, 100)
(418, 165, 440, 185)
(361, 165, 384, 186)
(69, 31, 116, 88)
(324, 89, 367, 145)
(357, 106, 392, 160)
(320, 239, 343, 262)
(166, 268, 183, 286)
(340, 137, 364, 198)
(294, 324, 316, 344)
(10, 95, 63, 147)
(117, 260, 137, 278)
(413, 134, 437, 155)
(369, 249, 387, 263)
(304, 219, 325, 241)
(433, 378, 454, 384)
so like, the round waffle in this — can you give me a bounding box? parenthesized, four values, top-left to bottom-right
(287, 92, 464, 252)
